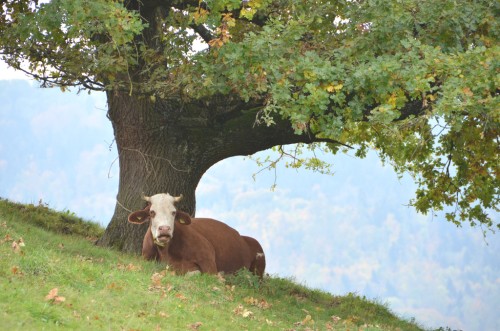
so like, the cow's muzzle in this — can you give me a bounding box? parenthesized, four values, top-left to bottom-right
(154, 225, 172, 246)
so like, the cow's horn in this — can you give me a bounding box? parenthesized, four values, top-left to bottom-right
(174, 194, 183, 203)
(141, 192, 151, 202)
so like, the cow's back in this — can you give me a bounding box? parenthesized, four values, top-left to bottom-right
(190, 218, 252, 274)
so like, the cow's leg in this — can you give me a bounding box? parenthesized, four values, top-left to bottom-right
(196, 259, 218, 274)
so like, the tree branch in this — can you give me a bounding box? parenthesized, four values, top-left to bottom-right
(190, 23, 214, 44)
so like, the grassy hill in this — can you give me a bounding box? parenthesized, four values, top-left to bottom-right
(0, 198, 426, 331)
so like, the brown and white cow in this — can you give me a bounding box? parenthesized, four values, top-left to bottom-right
(128, 193, 266, 278)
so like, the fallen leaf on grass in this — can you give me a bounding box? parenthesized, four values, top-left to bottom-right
(149, 272, 174, 293)
(294, 314, 314, 326)
(151, 272, 164, 287)
(107, 282, 123, 290)
(188, 322, 203, 330)
(158, 311, 169, 318)
(331, 315, 342, 324)
(217, 273, 226, 283)
(243, 296, 272, 309)
(45, 288, 66, 304)
(175, 292, 187, 301)
(11, 240, 24, 254)
(3, 234, 12, 242)
(11, 265, 23, 276)
(233, 304, 254, 319)
(117, 263, 142, 271)
(17, 237, 25, 246)
(76, 255, 103, 263)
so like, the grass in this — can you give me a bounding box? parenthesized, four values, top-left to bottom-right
(0, 198, 427, 330)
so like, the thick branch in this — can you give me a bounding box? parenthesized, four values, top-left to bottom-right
(190, 23, 214, 44)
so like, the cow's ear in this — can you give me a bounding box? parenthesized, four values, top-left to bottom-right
(128, 205, 151, 224)
(175, 211, 192, 225)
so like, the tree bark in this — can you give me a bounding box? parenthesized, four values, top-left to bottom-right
(96, 91, 313, 253)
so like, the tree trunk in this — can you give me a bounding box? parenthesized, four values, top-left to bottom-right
(96, 91, 311, 253)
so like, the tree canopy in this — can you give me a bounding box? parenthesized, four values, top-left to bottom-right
(1, 0, 498, 231)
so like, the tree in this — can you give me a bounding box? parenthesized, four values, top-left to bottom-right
(1, 0, 498, 252)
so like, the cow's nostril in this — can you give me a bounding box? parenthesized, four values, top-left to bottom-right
(158, 225, 171, 232)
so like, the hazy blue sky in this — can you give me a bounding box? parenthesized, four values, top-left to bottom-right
(1, 68, 498, 330)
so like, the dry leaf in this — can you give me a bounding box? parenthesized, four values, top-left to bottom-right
(107, 282, 123, 290)
(45, 288, 59, 300)
(126, 263, 141, 271)
(151, 272, 164, 287)
(331, 315, 342, 324)
(158, 311, 169, 318)
(11, 241, 21, 253)
(188, 322, 203, 330)
(45, 288, 66, 304)
(244, 297, 271, 309)
(117, 263, 141, 271)
(233, 304, 254, 318)
(11, 265, 23, 275)
(175, 293, 187, 301)
(242, 310, 253, 318)
(295, 314, 314, 326)
(54, 296, 66, 303)
(302, 314, 313, 325)
(217, 273, 226, 283)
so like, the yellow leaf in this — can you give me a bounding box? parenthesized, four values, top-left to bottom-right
(388, 93, 398, 108)
(303, 70, 316, 79)
(326, 83, 343, 92)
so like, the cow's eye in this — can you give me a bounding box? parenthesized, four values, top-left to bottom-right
(171, 211, 176, 216)
(150, 210, 156, 217)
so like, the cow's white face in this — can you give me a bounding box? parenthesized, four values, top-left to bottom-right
(147, 193, 179, 246)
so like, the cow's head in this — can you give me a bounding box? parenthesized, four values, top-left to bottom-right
(128, 193, 192, 247)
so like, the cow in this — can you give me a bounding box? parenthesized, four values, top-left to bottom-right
(128, 193, 266, 278)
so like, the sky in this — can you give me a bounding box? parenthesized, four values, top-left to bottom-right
(0, 64, 499, 331)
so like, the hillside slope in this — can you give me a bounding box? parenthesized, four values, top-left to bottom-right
(0, 199, 425, 330)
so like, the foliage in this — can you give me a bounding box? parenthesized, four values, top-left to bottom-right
(0, 0, 498, 230)
(0, 199, 425, 330)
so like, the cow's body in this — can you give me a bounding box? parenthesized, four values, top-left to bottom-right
(129, 193, 265, 278)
